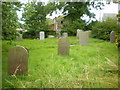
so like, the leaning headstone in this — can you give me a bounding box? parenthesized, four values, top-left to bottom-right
(16, 34, 22, 41)
(39, 31, 45, 40)
(8, 46, 29, 75)
(79, 31, 89, 46)
(58, 37, 69, 55)
(110, 31, 116, 43)
(76, 29, 83, 39)
(62, 32, 68, 38)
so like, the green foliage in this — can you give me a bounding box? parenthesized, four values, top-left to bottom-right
(63, 2, 93, 22)
(59, 1, 104, 34)
(2, 2, 22, 40)
(86, 21, 99, 30)
(62, 19, 86, 36)
(116, 34, 120, 48)
(22, 2, 60, 39)
(92, 18, 120, 40)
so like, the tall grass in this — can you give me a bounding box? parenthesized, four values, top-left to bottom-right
(2, 37, 118, 88)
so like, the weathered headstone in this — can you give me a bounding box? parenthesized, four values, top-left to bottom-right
(8, 46, 29, 75)
(39, 31, 45, 40)
(79, 31, 89, 46)
(110, 31, 116, 43)
(58, 37, 69, 55)
(76, 29, 83, 39)
(16, 34, 22, 41)
(62, 32, 68, 38)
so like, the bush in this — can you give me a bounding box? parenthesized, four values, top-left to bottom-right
(62, 19, 86, 36)
(92, 18, 120, 40)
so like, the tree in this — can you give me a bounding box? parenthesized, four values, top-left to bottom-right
(92, 18, 120, 40)
(2, 2, 22, 40)
(55, 1, 105, 35)
(22, 2, 58, 38)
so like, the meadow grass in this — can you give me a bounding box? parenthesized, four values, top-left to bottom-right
(2, 36, 118, 88)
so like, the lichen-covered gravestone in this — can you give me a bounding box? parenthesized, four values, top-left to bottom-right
(76, 29, 83, 39)
(58, 37, 69, 55)
(62, 32, 68, 38)
(8, 46, 29, 75)
(79, 31, 89, 46)
(110, 31, 116, 43)
(16, 34, 22, 41)
(39, 31, 45, 40)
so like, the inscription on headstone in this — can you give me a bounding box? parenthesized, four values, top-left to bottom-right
(79, 31, 89, 46)
(39, 31, 45, 40)
(58, 37, 69, 55)
(8, 46, 29, 75)
(110, 31, 116, 43)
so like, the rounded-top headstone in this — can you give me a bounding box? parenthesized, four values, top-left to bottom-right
(8, 46, 29, 75)
(110, 31, 116, 43)
(58, 37, 69, 55)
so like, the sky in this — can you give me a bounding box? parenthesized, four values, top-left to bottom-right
(17, 1, 118, 24)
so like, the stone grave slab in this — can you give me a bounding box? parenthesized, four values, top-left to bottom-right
(79, 31, 89, 46)
(39, 31, 45, 40)
(8, 46, 29, 75)
(62, 33, 68, 38)
(58, 37, 69, 55)
(16, 34, 22, 41)
(110, 31, 116, 43)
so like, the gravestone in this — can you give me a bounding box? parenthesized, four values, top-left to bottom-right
(79, 31, 89, 46)
(16, 34, 22, 41)
(110, 31, 116, 43)
(62, 32, 68, 38)
(39, 31, 45, 40)
(76, 29, 83, 39)
(58, 37, 69, 55)
(8, 46, 29, 75)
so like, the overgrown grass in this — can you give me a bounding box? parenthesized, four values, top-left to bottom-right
(2, 37, 118, 88)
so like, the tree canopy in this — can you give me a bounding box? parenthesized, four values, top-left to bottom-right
(2, 2, 22, 40)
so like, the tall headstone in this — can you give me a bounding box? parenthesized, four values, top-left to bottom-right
(62, 32, 68, 38)
(79, 31, 89, 46)
(8, 46, 29, 75)
(110, 31, 116, 43)
(16, 34, 22, 41)
(76, 29, 83, 39)
(39, 31, 45, 40)
(58, 37, 69, 55)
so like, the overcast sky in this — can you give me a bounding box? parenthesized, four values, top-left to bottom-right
(17, 1, 118, 23)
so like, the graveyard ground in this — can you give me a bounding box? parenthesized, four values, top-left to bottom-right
(2, 37, 118, 88)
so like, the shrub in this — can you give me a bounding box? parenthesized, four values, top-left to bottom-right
(62, 19, 86, 36)
(92, 18, 120, 40)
